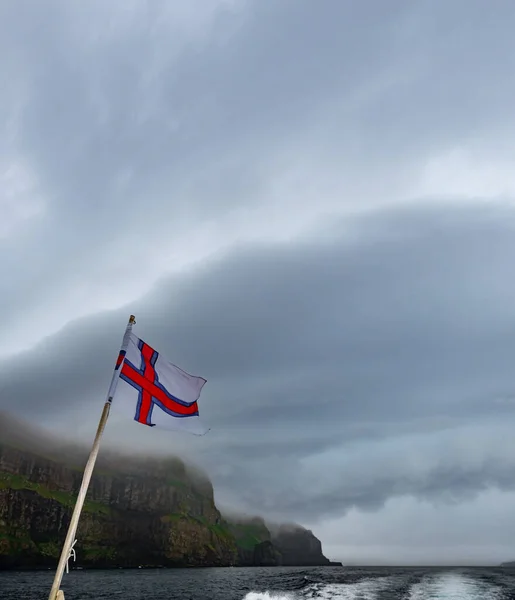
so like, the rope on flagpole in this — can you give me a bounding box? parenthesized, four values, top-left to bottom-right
(47, 315, 135, 600)
(65, 539, 77, 574)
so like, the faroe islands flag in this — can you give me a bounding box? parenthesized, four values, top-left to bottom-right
(112, 333, 209, 436)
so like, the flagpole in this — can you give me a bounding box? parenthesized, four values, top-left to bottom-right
(48, 315, 136, 600)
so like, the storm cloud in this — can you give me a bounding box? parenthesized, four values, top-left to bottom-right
(1, 0, 515, 564)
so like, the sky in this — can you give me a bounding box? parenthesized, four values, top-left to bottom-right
(1, 0, 515, 566)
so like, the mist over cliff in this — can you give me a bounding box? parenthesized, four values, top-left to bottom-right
(0, 413, 333, 568)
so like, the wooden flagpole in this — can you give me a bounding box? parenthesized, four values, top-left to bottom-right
(48, 315, 136, 600)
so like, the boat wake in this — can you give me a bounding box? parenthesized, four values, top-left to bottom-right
(242, 569, 510, 600)
(407, 571, 506, 600)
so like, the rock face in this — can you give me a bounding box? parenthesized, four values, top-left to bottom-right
(0, 442, 237, 568)
(0, 425, 331, 568)
(226, 517, 282, 566)
(226, 518, 332, 567)
(270, 524, 331, 566)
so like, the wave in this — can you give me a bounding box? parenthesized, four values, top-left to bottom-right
(306, 578, 396, 599)
(243, 593, 296, 600)
(243, 577, 400, 600)
(243, 569, 510, 600)
(408, 571, 506, 600)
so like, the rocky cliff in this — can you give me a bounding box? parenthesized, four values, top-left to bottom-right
(225, 516, 281, 566)
(0, 442, 237, 568)
(270, 524, 331, 566)
(0, 416, 331, 569)
(225, 517, 332, 567)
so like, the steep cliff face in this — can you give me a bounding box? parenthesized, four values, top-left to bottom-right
(0, 415, 332, 568)
(270, 524, 331, 566)
(225, 517, 281, 566)
(0, 443, 236, 568)
(224, 517, 331, 567)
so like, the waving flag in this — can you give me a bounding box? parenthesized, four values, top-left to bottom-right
(112, 332, 208, 435)
(47, 317, 211, 600)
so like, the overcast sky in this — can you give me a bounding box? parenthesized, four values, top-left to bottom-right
(2, 0, 515, 566)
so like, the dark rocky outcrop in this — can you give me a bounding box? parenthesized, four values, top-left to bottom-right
(225, 516, 282, 566)
(0, 414, 332, 569)
(225, 517, 333, 567)
(270, 523, 331, 566)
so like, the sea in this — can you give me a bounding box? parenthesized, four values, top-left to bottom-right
(2, 566, 515, 600)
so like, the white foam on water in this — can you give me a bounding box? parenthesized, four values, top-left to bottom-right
(244, 578, 393, 600)
(408, 571, 505, 600)
(244, 592, 296, 600)
(245, 572, 506, 600)
(305, 578, 394, 600)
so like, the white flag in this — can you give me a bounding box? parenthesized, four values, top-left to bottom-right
(111, 333, 209, 435)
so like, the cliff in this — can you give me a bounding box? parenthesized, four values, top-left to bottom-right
(0, 442, 237, 568)
(224, 516, 332, 567)
(0, 414, 331, 568)
(270, 523, 331, 566)
(225, 516, 281, 566)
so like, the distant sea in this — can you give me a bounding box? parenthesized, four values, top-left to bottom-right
(2, 565, 515, 600)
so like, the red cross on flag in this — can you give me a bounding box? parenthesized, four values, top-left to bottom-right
(111, 332, 209, 435)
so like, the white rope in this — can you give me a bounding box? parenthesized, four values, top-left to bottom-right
(65, 539, 77, 574)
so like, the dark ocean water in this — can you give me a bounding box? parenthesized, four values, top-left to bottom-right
(2, 566, 515, 600)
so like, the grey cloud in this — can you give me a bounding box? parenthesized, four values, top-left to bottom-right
(2, 203, 515, 524)
(2, 0, 515, 348)
(316, 489, 515, 565)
